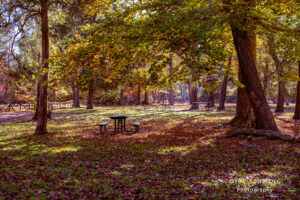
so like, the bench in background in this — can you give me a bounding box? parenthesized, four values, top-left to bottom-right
(98, 122, 110, 134)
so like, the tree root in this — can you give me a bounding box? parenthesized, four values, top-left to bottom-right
(206, 128, 300, 142)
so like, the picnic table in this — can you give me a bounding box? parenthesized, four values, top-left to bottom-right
(98, 115, 141, 134)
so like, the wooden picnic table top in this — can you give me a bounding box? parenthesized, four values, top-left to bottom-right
(109, 115, 129, 119)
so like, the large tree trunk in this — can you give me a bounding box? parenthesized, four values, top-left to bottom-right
(189, 80, 198, 110)
(86, 79, 94, 109)
(230, 38, 255, 129)
(293, 61, 300, 119)
(72, 82, 80, 108)
(144, 90, 149, 105)
(231, 26, 278, 131)
(230, 70, 255, 128)
(168, 54, 174, 105)
(218, 56, 232, 110)
(34, 0, 49, 135)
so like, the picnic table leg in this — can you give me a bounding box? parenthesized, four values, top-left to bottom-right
(124, 118, 126, 132)
(114, 119, 117, 133)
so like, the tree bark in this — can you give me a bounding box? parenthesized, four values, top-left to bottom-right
(293, 61, 300, 119)
(34, 0, 49, 135)
(189, 80, 198, 110)
(120, 87, 125, 105)
(72, 82, 80, 108)
(230, 38, 255, 129)
(86, 79, 94, 109)
(231, 26, 278, 131)
(230, 70, 255, 128)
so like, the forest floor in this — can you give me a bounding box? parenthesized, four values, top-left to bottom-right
(0, 104, 299, 199)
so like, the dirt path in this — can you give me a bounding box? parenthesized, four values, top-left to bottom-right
(0, 111, 33, 122)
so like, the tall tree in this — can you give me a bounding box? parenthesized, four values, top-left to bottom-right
(119, 87, 125, 105)
(189, 80, 198, 110)
(35, 0, 49, 134)
(144, 90, 149, 105)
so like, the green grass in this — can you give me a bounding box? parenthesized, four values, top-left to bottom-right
(0, 105, 298, 199)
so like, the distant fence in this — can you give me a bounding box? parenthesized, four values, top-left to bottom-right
(0, 101, 74, 113)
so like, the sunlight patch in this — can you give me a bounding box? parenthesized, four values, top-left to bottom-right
(53, 146, 81, 153)
(157, 144, 197, 155)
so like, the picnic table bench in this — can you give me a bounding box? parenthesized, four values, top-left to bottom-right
(98, 122, 110, 134)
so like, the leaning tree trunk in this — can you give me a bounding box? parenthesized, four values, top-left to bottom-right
(86, 79, 94, 109)
(218, 56, 232, 110)
(293, 61, 300, 119)
(231, 26, 278, 131)
(230, 35, 255, 129)
(34, 0, 49, 135)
